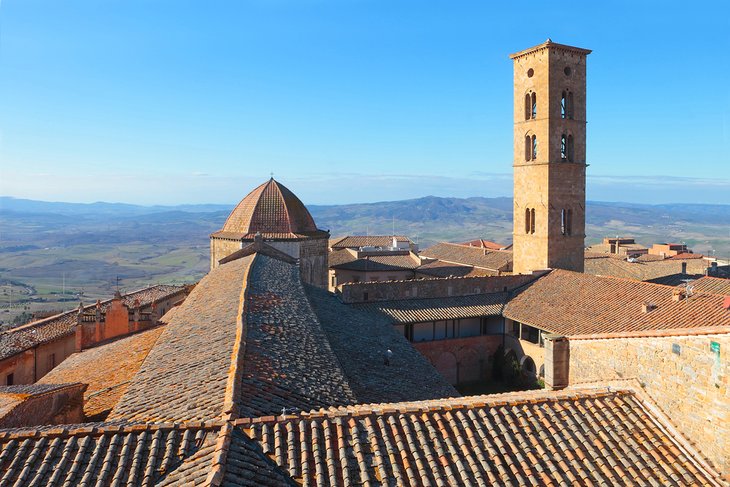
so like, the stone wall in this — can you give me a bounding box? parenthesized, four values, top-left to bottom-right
(568, 333, 730, 477)
(210, 237, 242, 269)
(0, 384, 86, 428)
(299, 238, 328, 289)
(329, 268, 414, 292)
(414, 335, 503, 385)
(340, 273, 542, 304)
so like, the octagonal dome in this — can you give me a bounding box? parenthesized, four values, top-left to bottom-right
(214, 178, 325, 239)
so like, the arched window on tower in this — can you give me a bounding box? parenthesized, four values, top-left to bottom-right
(531, 92, 537, 119)
(531, 135, 538, 160)
(561, 209, 567, 235)
(524, 94, 531, 121)
(525, 135, 531, 161)
(560, 134, 567, 161)
(525, 208, 531, 234)
(561, 91, 566, 119)
(530, 208, 536, 234)
(567, 134, 574, 162)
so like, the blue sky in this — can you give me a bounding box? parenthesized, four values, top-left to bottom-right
(1, 0, 728, 205)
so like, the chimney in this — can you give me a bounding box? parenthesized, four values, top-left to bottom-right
(641, 302, 657, 313)
(543, 334, 569, 390)
(681, 262, 687, 274)
(672, 289, 685, 302)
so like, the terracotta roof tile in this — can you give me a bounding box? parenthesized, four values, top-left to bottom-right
(0, 285, 186, 361)
(415, 259, 493, 278)
(216, 178, 325, 240)
(504, 269, 730, 337)
(583, 254, 708, 281)
(354, 293, 507, 323)
(243, 388, 724, 486)
(421, 242, 513, 272)
(304, 284, 457, 403)
(109, 257, 256, 422)
(38, 326, 165, 420)
(330, 235, 411, 249)
(688, 276, 730, 296)
(328, 249, 421, 271)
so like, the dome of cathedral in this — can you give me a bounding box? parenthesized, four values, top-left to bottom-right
(218, 178, 322, 238)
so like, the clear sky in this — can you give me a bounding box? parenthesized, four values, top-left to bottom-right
(1, 0, 728, 205)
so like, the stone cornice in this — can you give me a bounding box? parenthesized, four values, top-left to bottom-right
(510, 40, 592, 60)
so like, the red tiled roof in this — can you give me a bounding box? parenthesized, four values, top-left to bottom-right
(415, 259, 493, 278)
(38, 326, 165, 420)
(240, 387, 724, 486)
(670, 252, 704, 260)
(330, 235, 411, 249)
(688, 276, 730, 296)
(0, 285, 186, 361)
(460, 238, 508, 250)
(329, 249, 421, 271)
(421, 242, 513, 272)
(216, 178, 325, 239)
(504, 269, 730, 337)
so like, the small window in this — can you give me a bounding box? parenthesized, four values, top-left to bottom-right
(525, 208, 531, 234)
(567, 209, 573, 235)
(524, 93, 531, 121)
(525, 135, 531, 161)
(561, 209, 566, 235)
(567, 134, 574, 162)
(531, 92, 537, 119)
(6, 373, 13, 386)
(530, 208, 536, 234)
(531, 135, 537, 160)
(560, 134, 567, 161)
(527, 68, 534, 78)
(363, 292, 369, 301)
(561, 91, 566, 119)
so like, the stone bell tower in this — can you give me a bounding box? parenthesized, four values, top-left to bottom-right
(510, 40, 591, 274)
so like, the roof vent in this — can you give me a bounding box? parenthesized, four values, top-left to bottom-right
(641, 302, 657, 313)
(672, 289, 686, 302)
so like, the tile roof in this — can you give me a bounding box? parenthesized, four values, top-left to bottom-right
(415, 259, 493, 278)
(38, 326, 165, 421)
(237, 255, 356, 417)
(330, 235, 410, 249)
(354, 293, 508, 324)
(583, 254, 709, 282)
(688, 276, 730, 296)
(240, 387, 724, 486)
(0, 284, 186, 361)
(421, 242, 513, 272)
(304, 285, 458, 404)
(215, 178, 327, 240)
(459, 239, 508, 250)
(109, 257, 256, 423)
(504, 269, 730, 337)
(0, 421, 222, 486)
(328, 249, 421, 272)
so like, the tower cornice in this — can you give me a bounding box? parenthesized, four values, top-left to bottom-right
(509, 39, 592, 60)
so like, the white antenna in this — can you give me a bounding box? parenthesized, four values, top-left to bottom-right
(392, 216, 395, 237)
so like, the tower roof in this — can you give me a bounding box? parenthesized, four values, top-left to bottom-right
(213, 178, 326, 240)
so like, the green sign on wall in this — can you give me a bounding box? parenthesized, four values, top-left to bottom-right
(710, 341, 720, 354)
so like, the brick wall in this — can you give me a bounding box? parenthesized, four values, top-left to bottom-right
(568, 333, 730, 477)
(340, 273, 542, 304)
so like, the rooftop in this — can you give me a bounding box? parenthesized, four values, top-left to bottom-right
(504, 269, 730, 338)
(0, 284, 186, 362)
(330, 235, 411, 249)
(38, 326, 165, 420)
(420, 242, 513, 273)
(213, 178, 327, 240)
(354, 292, 507, 324)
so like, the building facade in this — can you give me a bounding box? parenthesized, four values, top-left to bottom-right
(511, 40, 590, 274)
